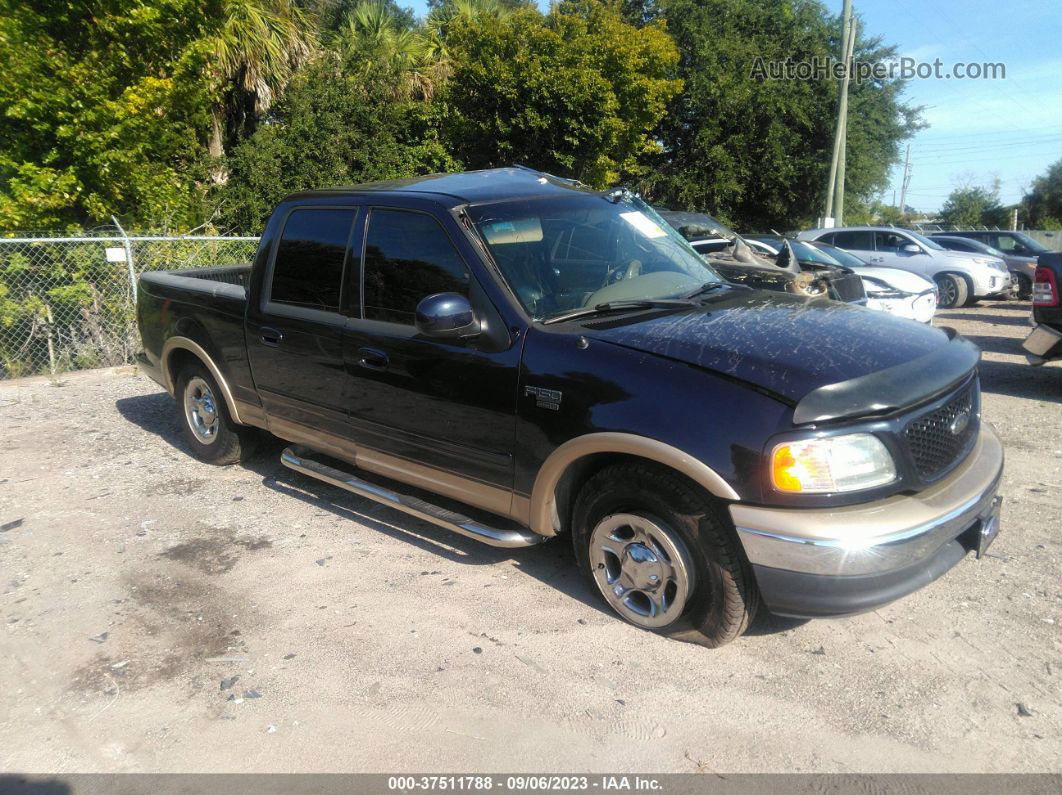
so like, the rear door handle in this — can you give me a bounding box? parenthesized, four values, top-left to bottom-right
(357, 347, 389, 371)
(260, 327, 283, 347)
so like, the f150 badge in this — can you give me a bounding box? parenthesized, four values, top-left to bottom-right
(525, 386, 563, 411)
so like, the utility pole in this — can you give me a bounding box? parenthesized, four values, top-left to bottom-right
(823, 0, 853, 226)
(832, 16, 857, 225)
(897, 144, 912, 216)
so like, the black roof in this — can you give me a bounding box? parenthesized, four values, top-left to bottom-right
(285, 166, 598, 207)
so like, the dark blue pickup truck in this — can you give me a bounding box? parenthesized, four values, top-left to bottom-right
(136, 167, 1004, 646)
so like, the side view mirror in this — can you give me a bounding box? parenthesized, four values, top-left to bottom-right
(901, 243, 922, 254)
(415, 293, 480, 339)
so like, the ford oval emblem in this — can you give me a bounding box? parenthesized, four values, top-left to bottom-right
(949, 411, 970, 436)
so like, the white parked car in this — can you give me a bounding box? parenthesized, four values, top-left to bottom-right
(806, 241, 937, 324)
(796, 226, 1010, 308)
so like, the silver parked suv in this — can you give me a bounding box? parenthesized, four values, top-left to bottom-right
(797, 226, 1011, 308)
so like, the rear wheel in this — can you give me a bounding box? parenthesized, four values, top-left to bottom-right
(573, 462, 759, 647)
(175, 361, 249, 465)
(934, 273, 968, 309)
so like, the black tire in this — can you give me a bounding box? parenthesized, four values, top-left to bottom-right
(175, 361, 249, 465)
(1015, 274, 1032, 301)
(934, 273, 968, 309)
(572, 462, 759, 648)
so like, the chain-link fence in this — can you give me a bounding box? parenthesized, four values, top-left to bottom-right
(910, 224, 1062, 251)
(0, 233, 259, 380)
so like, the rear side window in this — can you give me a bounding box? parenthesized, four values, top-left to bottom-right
(831, 230, 874, 250)
(271, 208, 355, 311)
(363, 209, 471, 324)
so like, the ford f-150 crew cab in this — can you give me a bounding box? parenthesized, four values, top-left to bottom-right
(136, 167, 1004, 647)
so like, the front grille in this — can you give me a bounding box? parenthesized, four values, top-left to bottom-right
(904, 381, 978, 481)
(829, 272, 867, 303)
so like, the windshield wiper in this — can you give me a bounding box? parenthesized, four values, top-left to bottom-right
(682, 281, 728, 299)
(541, 299, 692, 325)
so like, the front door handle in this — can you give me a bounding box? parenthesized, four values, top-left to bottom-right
(260, 326, 283, 347)
(357, 347, 389, 371)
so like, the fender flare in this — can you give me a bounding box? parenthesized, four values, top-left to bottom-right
(527, 432, 740, 536)
(161, 336, 244, 425)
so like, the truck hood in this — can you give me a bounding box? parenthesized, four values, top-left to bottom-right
(580, 291, 955, 403)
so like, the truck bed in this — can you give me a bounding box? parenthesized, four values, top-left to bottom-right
(136, 264, 255, 402)
(139, 264, 251, 299)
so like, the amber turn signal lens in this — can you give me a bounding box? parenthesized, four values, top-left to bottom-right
(771, 444, 804, 492)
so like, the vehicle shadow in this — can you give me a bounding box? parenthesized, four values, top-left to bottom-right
(115, 390, 800, 638)
(961, 334, 1026, 357)
(977, 357, 1061, 402)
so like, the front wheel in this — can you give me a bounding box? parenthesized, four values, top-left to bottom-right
(572, 463, 759, 647)
(1015, 274, 1032, 301)
(934, 273, 969, 309)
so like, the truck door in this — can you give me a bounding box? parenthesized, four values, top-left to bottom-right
(246, 206, 358, 440)
(342, 206, 520, 514)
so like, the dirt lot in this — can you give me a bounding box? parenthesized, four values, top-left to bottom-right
(0, 300, 1059, 774)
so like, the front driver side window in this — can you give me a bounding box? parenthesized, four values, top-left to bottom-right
(874, 231, 908, 252)
(363, 209, 471, 325)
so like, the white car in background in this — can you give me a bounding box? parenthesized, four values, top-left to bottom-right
(745, 236, 937, 323)
(806, 241, 937, 324)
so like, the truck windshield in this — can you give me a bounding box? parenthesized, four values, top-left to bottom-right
(468, 195, 723, 321)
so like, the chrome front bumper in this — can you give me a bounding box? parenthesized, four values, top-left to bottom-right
(730, 423, 1004, 580)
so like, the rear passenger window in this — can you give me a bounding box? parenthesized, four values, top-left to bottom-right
(831, 230, 874, 250)
(271, 208, 355, 311)
(363, 209, 471, 325)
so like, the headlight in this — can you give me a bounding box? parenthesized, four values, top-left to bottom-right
(770, 433, 897, 493)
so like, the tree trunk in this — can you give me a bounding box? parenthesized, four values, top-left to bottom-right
(208, 108, 229, 185)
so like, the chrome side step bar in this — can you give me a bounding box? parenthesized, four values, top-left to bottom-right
(280, 446, 546, 549)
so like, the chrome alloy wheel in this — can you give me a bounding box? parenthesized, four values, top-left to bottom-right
(183, 376, 220, 444)
(588, 513, 695, 629)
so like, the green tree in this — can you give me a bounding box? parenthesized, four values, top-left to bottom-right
(332, 0, 446, 100)
(205, 0, 316, 177)
(217, 57, 457, 232)
(439, 0, 681, 187)
(1022, 158, 1062, 229)
(631, 0, 921, 231)
(939, 184, 1008, 229)
(0, 0, 214, 229)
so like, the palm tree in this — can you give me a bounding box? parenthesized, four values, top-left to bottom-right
(332, 1, 446, 101)
(206, 0, 316, 181)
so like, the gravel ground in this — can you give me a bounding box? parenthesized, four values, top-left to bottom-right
(0, 300, 1059, 774)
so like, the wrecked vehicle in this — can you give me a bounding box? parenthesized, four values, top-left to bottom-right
(658, 210, 867, 304)
(752, 237, 938, 324)
(136, 166, 1004, 647)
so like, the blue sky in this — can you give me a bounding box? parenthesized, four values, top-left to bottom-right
(403, 0, 1061, 212)
(838, 0, 1062, 212)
